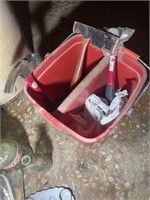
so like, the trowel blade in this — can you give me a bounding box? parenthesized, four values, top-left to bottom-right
(73, 21, 120, 53)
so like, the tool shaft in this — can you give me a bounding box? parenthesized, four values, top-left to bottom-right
(105, 54, 116, 102)
(70, 37, 90, 88)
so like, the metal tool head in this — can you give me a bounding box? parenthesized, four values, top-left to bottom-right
(4, 53, 36, 93)
(107, 27, 135, 46)
(73, 21, 120, 53)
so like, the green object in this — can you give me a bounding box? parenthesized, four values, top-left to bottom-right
(27, 153, 52, 172)
(0, 139, 52, 172)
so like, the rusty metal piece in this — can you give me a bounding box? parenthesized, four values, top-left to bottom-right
(73, 21, 120, 53)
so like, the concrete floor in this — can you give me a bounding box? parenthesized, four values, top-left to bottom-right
(1, 1, 149, 200)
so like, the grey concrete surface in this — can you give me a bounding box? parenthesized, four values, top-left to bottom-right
(1, 1, 149, 200)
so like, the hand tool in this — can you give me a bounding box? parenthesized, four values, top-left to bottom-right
(105, 27, 135, 103)
(73, 22, 135, 103)
(4, 53, 36, 93)
(73, 21, 119, 102)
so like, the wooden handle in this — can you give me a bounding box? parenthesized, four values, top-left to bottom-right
(70, 37, 90, 88)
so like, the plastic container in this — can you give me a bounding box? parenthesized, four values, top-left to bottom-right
(24, 34, 147, 145)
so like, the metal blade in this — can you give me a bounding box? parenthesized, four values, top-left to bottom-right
(73, 21, 120, 53)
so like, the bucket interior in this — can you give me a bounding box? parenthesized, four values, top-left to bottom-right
(33, 35, 104, 104)
(25, 35, 146, 140)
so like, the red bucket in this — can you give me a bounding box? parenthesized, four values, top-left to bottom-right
(24, 34, 147, 145)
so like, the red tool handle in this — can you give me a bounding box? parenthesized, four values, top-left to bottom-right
(105, 55, 116, 103)
(70, 37, 90, 88)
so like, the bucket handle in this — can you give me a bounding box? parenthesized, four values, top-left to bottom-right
(127, 58, 149, 116)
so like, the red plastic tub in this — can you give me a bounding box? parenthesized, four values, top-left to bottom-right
(24, 34, 147, 145)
